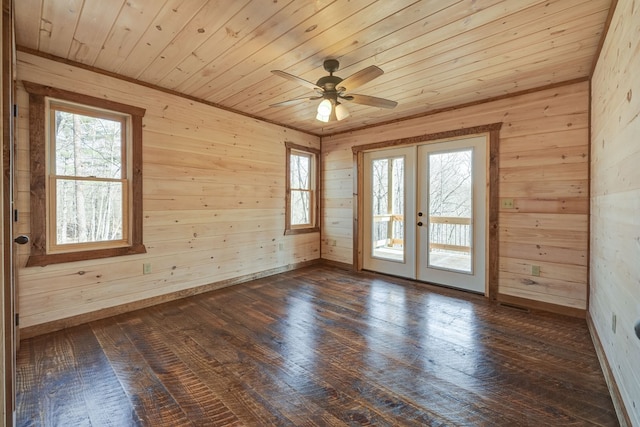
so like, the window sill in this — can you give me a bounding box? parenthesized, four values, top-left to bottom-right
(25, 244, 147, 267)
(284, 227, 320, 236)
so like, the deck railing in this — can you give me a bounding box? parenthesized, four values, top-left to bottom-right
(428, 216, 471, 253)
(372, 214, 404, 247)
(372, 214, 471, 253)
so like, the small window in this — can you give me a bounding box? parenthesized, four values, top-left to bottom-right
(24, 82, 146, 266)
(285, 142, 319, 235)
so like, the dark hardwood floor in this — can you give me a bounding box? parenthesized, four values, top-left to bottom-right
(16, 265, 618, 426)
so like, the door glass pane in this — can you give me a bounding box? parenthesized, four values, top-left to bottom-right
(428, 149, 473, 273)
(371, 156, 405, 262)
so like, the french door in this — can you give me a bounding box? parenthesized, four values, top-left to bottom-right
(362, 135, 487, 294)
(363, 146, 416, 278)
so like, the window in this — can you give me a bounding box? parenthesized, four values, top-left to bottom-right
(285, 142, 319, 235)
(24, 81, 146, 266)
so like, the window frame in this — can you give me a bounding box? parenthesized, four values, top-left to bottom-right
(285, 142, 320, 235)
(23, 81, 146, 267)
(47, 99, 130, 254)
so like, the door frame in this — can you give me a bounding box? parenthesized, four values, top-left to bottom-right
(352, 123, 501, 299)
(2, 0, 15, 424)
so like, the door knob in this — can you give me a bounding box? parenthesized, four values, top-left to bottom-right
(14, 235, 29, 245)
(417, 221, 423, 227)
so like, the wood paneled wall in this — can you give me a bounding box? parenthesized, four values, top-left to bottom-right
(590, 0, 640, 423)
(322, 81, 590, 312)
(15, 52, 320, 332)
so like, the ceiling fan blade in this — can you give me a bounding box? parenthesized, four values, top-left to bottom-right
(344, 93, 397, 109)
(269, 96, 321, 107)
(339, 65, 384, 90)
(271, 70, 321, 90)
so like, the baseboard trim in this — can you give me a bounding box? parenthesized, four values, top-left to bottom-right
(20, 259, 321, 340)
(586, 313, 632, 427)
(496, 293, 586, 318)
(320, 259, 354, 271)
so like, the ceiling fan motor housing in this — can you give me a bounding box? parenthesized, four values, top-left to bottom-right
(319, 59, 344, 93)
(316, 75, 343, 92)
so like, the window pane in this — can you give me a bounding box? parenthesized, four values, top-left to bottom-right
(291, 190, 311, 225)
(371, 157, 405, 262)
(54, 109, 123, 179)
(290, 153, 310, 189)
(428, 149, 473, 272)
(56, 179, 124, 244)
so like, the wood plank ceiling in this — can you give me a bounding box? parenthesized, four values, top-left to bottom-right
(14, 0, 613, 136)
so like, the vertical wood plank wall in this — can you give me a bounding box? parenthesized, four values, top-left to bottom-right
(590, 0, 640, 423)
(15, 52, 320, 331)
(322, 81, 590, 311)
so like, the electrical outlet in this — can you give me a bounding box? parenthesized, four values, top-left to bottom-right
(501, 198, 514, 209)
(278, 243, 284, 251)
(531, 265, 540, 276)
(612, 313, 617, 334)
(331, 239, 337, 246)
(143, 263, 152, 275)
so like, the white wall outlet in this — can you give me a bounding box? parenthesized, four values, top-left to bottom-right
(501, 198, 514, 209)
(143, 263, 152, 274)
(531, 265, 540, 276)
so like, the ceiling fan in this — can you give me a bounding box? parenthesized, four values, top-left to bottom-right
(270, 59, 397, 122)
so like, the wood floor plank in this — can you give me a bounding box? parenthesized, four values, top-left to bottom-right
(91, 317, 194, 426)
(205, 286, 497, 425)
(16, 324, 139, 427)
(115, 313, 244, 425)
(16, 265, 619, 426)
(144, 305, 295, 426)
(183, 296, 377, 426)
(188, 290, 434, 426)
(240, 270, 604, 422)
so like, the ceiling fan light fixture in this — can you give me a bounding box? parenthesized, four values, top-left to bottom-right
(317, 99, 332, 115)
(335, 102, 349, 121)
(316, 99, 332, 122)
(316, 111, 330, 122)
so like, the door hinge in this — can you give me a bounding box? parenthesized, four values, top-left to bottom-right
(15, 313, 19, 327)
(13, 104, 17, 117)
(14, 209, 18, 222)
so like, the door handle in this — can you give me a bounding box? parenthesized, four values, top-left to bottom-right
(14, 235, 29, 245)
(417, 221, 423, 227)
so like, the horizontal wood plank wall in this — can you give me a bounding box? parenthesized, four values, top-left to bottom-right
(15, 52, 320, 331)
(322, 81, 590, 311)
(590, 0, 640, 423)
